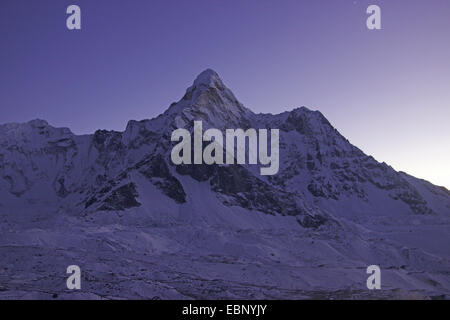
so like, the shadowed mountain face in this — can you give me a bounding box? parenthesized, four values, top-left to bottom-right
(0, 69, 449, 299)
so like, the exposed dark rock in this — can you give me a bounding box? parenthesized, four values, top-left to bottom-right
(85, 196, 97, 209)
(210, 165, 317, 220)
(175, 163, 216, 182)
(297, 214, 328, 229)
(93, 130, 122, 152)
(137, 155, 186, 204)
(92, 130, 125, 166)
(306, 154, 316, 171)
(307, 177, 339, 200)
(282, 111, 313, 135)
(56, 177, 69, 198)
(391, 189, 434, 215)
(99, 183, 141, 211)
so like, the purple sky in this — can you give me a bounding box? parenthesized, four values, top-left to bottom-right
(1, 0, 449, 188)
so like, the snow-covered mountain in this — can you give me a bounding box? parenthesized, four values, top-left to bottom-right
(0, 69, 449, 299)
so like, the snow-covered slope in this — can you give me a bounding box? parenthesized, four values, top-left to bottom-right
(0, 69, 449, 299)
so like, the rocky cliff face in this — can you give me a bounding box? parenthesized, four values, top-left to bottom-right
(1, 69, 447, 220)
(0, 69, 449, 299)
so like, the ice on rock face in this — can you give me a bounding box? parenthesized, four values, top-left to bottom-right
(191, 68, 224, 89)
(0, 70, 450, 299)
(164, 69, 254, 129)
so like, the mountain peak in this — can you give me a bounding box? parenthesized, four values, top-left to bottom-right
(27, 119, 49, 128)
(162, 69, 253, 128)
(192, 68, 224, 89)
(182, 68, 229, 101)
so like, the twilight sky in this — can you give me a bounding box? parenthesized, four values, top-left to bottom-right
(0, 0, 449, 188)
